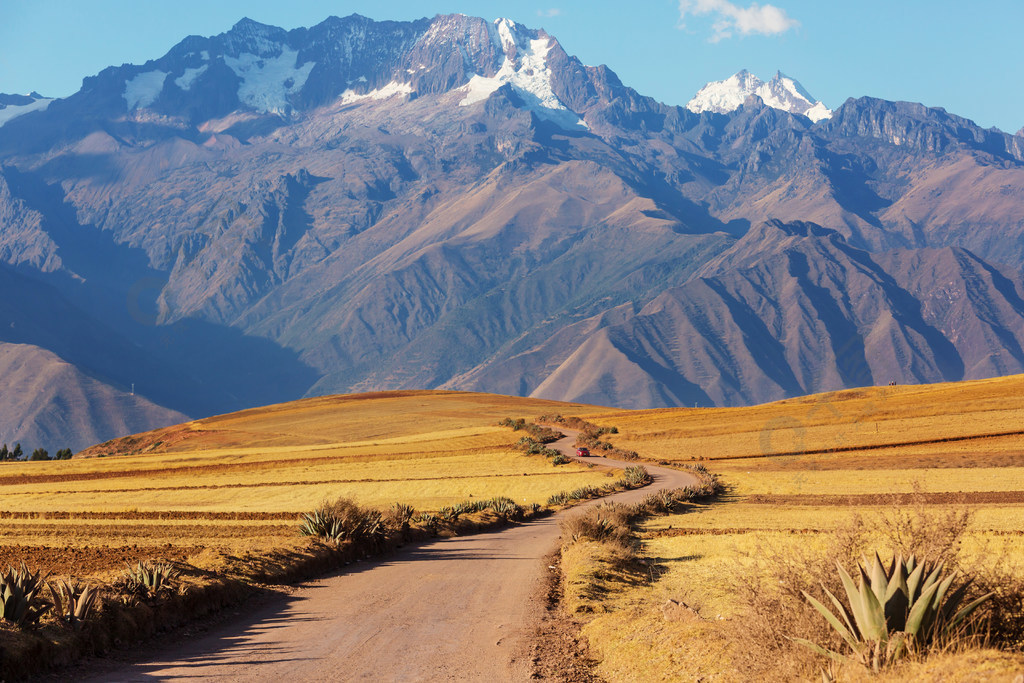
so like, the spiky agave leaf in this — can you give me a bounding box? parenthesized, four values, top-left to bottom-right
(801, 554, 993, 671)
(50, 579, 99, 629)
(802, 590, 863, 653)
(0, 563, 52, 628)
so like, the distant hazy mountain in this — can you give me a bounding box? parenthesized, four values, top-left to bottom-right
(0, 92, 53, 128)
(2, 14, 1024, 450)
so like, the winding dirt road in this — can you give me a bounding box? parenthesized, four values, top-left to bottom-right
(77, 433, 697, 682)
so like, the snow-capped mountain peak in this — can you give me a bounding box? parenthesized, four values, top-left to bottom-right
(687, 70, 831, 122)
(458, 17, 586, 130)
(0, 92, 54, 127)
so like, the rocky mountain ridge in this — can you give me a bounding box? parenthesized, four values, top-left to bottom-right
(2, 13, 1024, 450)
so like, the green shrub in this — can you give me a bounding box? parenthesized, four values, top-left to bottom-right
(551, 453, 570, 466)
(641, 489, 681, 514)
(561, 503, 634, 547)
(0, 563, 51, 628)
(568, 485, 602, 500)
(386, 503, 415, 530)
(498, 417, 527, 431)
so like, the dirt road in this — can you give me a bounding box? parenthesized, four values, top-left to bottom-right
(77, 433, 697, 682)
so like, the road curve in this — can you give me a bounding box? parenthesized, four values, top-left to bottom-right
(77, 432, 697, 682)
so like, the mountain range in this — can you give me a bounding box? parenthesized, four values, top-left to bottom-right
(2, 13, 1024, 451)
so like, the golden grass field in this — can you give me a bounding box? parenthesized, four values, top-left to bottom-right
(4, 376, 1024, 677)
(0, 391, 613, 577)
(574, 375, 1024, 680)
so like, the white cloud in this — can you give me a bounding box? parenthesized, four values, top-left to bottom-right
(679, 0, 798, 41)
(537, 8, 562, 17)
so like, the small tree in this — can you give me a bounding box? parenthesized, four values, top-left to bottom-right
(0, 444, 8, 461)
(29, 448, 49, 461)
(54, 448, 73, 460)
(12, 443, 23, 460)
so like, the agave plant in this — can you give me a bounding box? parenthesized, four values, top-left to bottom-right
(414, 513, 440, 535)
(623, 466, 652, 488)
(438, 505, 462, 522)
(388, 503, 415, 528)
(124, 560, 179, 596)
(300, 499, 388, 547)
(50, 579, 99, 630)
(795, 554, 992, 672)
(300, 508, 347, 541)
(0, 563, 51, 628)
(547, 491, 569, 506)
(488, 497, 522, 521)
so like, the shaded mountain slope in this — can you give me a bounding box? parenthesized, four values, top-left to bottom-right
(461, 221, 1024, 408)
(2, 14, 1024, 447)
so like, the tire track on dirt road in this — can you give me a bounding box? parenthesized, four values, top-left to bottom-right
(73, 432, 698, 682)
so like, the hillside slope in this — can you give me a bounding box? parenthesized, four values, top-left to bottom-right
(0, 343, 186, 452)
(2, 14, 1024, 446)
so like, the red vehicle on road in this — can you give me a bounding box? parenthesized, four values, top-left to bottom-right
(575, 447, 590, 457)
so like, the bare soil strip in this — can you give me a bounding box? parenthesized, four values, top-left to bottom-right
(69, 435, 697, 682)
(0, 510, 301, 520)
(2, 469, 590, 496)
(712, 428, 1024, 461)
(0, 445, 497, 486)
(742, 491, 1024, 506)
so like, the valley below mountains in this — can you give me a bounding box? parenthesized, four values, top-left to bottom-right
(2, 13, 1024, 450)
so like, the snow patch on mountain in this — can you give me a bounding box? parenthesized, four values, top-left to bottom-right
(223, 48, 315, 115)
(174, 65, 208, 91)
(459, 18, 586, 130)
(687, 70, 832, 122)
(340, 81, 414, 104)
(0, 95, 54, 127)
(124, 70, 169, 110)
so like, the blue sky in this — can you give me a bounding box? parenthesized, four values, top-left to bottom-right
(1, 0, 1021, 133)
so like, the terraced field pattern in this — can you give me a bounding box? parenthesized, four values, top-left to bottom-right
(0, 391, 610, 577)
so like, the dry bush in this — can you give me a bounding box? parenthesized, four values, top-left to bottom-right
(727, 496, 1024, 678)
(560, 503, 636, 553)
(961, 542, 1024, 651)
(875, 485, 970, 564)
(560, 502, 646, 614)
(727, 514, 871, 679)
(299, 497, 387, 549)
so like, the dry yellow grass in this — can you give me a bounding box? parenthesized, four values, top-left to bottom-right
(571, 374, 1024, 680)
(586, 375, 1024, 463)
(0, 391, 611, 574)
